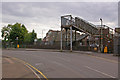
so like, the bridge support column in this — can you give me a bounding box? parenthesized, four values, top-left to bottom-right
(75, 30, 76, 42)
(65, 28, 68, 47)
(70, 26, 72, 52)
(61, 28, 63, 51)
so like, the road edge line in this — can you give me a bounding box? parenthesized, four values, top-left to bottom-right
(13, 57, 48, 80)
(3, 55, 48, 80)
(25, 64, 41, 79)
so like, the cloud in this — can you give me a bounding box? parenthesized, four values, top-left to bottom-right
(118, 2, 120, 27)
(1, 2, 118, 38)
(1, 0, 119, 2)
(57, 2, 118, 25)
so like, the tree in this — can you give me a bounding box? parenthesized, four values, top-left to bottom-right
(24, 33, 32, 44)
(9, 23, 28, 43)
(24, 29, 37, 44)
(37, 38, 42, 42)
(1, 23, 28, 43)
(1, 23, 37, 46)
(1, 24, 12, 41)
(31, 29, 37, 42)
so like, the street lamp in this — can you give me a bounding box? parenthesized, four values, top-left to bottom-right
(42, 29, 46, 40)
(16, 37, 19, 48)
(100, 18, 103, 53)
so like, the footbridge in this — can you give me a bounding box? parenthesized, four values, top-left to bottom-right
(60, 15, 113, 52)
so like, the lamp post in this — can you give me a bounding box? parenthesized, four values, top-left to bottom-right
(100, 18, 103, 53)
(42, 29, 46, 40)
(16, 37, 18, 48)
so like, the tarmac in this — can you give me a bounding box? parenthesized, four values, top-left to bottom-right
(5, 48, 118, 61)
(2, 55, 40, 79)
(2, 48, 119, 79)
(2, 48, 118, 78)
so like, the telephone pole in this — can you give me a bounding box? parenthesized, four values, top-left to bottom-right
(100, 18, 103, 53)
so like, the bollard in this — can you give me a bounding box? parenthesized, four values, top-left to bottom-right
(104, 46, 108, 53)
(94, 47, 97, 52)
(17, 44, 19, 48)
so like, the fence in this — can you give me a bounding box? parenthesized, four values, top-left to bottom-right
(2, 40, 90, 51)
(2, 40, 115, 53)
(114, 36, 120, 55)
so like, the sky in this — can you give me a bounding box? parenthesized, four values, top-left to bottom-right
(0, 1, 119, 39)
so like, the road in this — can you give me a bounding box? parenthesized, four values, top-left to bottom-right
(2, 55, 39, 78)
(2, 49, 118, 79)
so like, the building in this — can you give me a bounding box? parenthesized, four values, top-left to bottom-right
(43, 15, 114, 52)
(43, 25, 114, 52)
(43, 30, 60, 45)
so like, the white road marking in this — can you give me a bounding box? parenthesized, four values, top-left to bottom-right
(25, 64, 41, 79)
(85, 66, 116, 78)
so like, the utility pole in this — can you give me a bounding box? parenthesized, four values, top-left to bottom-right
(61, 27, 63, 51)
(61, 16, 63, 51)
(70, 15, 72, 52)
(70, 26, 72, 52)
(100, 18, 103, 53)
(42, 29, 46, 40)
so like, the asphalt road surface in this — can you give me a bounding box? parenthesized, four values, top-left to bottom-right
(2, 49, 118, 78)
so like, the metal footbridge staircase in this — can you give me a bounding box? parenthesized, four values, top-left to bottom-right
(75, 17, 98, 35)
(61, 15, 99, 36)
(61, 15, 114, 52)
(61, 15, 99, 43)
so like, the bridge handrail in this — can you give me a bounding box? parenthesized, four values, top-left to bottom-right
(75, 17, 97, 29)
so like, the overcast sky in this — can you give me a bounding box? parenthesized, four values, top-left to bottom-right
(1, 2, 118, 39)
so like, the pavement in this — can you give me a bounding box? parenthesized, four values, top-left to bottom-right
(2, 48, 119, 79)
(2, 55, 40, 78)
